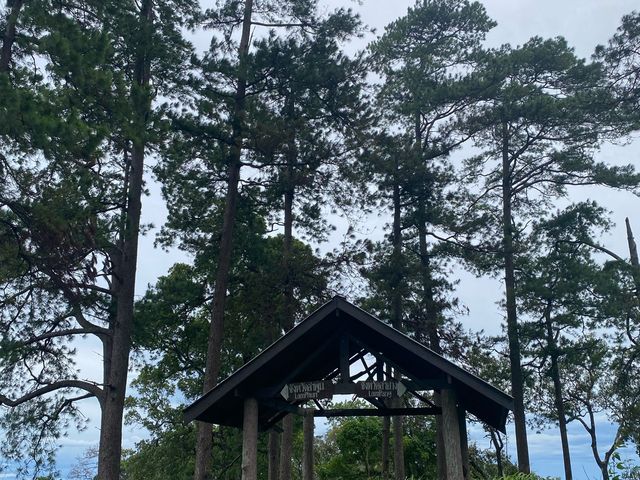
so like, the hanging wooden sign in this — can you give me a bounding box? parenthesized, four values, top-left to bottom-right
(280, 380, 407, 401)
(281, 381, 334, 401)
(355, 380, 406, 399)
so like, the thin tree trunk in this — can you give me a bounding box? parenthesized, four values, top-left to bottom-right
(97, 2, 153, 478)
(543, 305, 573, 480)
(501, 120, 530, 473)
(302, 409, 314, 480)
(390, 159, 405, 480)
(626, 218, 640, 295)
(382, 415, 390, 480)
(0, 0, 24, 72)
(489, 429, 504, 478)
(194, 1, 254, 478)
(392, 405, 405, 480)
(279, 96, 297, 480)
(414, 109, 447, 480)
(458, 409, 469, 479)
(417, 213, 447, 480)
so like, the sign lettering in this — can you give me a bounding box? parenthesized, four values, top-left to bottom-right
(281, 381, 333, 401)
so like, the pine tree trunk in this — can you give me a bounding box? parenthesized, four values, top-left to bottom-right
(194, 1, 253, 478)
(381, 415, 390, 480)
(490, 429, 504, 477)
(414, 105, 446, 477)
(390, 164, 405, 480)
(626, 218, 640, 295)
(279, 97, 297, 480)
(97, 2, 153, 477)
(544, 306, 573, 480)
(392, 406, 405, 480)
(417, 215, 447, 480)
(302, 410, 314, 480)
(501, 120, 530, 473)
(0, 0, 23, 72)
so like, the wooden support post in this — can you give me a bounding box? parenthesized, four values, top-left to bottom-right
(279, 414, 293, 480)
(458, 407, 469, 479)
(441, 388, 464, 480)
(339, 335, 350, 382)
(435, 392, 447, 480)
(268, 429, 280, 480)
(242, 398, 259, 480)
(302, 409, 314, 480)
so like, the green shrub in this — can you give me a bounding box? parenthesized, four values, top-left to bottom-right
(492, 474, 559, 480)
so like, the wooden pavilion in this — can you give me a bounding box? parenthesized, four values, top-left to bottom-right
(184, 295, 513, 480)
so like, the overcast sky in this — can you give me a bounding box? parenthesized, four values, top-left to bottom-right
(9, 0, 638, 478)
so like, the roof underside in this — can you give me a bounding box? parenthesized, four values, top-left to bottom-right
(184, 297, 514, 432)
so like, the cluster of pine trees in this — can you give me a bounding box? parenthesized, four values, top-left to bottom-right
(0, 0, 639, 479)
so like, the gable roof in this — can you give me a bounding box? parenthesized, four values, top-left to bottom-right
(184, 296, 513, 432)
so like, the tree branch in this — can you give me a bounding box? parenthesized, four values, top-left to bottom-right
(0, 380, 104, 408)
(22, 327, 108, 346)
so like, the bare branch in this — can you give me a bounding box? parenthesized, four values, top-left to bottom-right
(0, 380, 104, 408)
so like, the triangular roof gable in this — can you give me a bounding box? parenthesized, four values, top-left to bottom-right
(184, 296, 513, 432)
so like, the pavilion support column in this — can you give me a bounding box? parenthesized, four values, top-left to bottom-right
(268, 429, 280, 480)
(441, 388, 464, 480)
(458, 407, 469, 479)
(242, 398, 259, 480)
(279, 414, 294, 480)
(435, 392, 447, 480)
(302, 409, 315, 480)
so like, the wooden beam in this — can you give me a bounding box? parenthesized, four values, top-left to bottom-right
(325, 349, 367, 381)
(253, 331, 343, 398)
(403, 379, 449, 390)
(314, 407, 440, 418)
(259, 398, 305, 416)
(302, 409, 314, 480)
(339, 334, 350, 382)
(241, 398, 259, 480)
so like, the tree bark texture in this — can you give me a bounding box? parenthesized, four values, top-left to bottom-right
(458, 408, 469, 479)
(96, 1, 153, 478)
(194, 1, 254, 478)
(441, 388, 464, 480)
(626, 218, 640, 295)
(392, 410, 405, 480)
(0, 0, 23, 72)
(241, 398, 259, 480)
(302, 409, 314, 480)
(490, 429, 504, 477)
(382, 415, 390, 480)
(501, 121, 530, 473)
